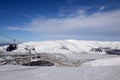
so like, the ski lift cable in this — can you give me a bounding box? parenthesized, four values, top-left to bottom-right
(0, 32, 32, 51)
(0, 32, 25, 44)
(0, 32, 18, 51)
(0, 32, 13, 40)
(0, 32, 35, 51)
(0, 40, 10, 44)
(0, 32, 16, 43)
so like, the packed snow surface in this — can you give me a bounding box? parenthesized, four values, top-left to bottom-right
(0, 64, 120, 80)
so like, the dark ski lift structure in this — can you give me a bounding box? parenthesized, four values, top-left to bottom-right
(0, 32, 17, 51)
(0, 32, 54, 66)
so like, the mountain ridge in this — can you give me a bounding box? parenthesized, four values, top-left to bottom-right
(9, 39, 119, 55)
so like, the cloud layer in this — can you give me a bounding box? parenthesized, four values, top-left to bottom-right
(6, 9, 120, 40)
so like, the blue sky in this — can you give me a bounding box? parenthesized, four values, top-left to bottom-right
(0, 0, 120, 42)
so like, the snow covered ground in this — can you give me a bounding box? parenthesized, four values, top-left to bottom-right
(0, 40, 120, 80)
(83, 57, 120, 67)
(0, 59, 120, 80)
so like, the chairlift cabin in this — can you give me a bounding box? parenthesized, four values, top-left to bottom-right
(0, 32, 18, 51)
(6, 44, 17, 51)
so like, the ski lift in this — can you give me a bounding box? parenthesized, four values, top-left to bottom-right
(6, 39, 18, 51)
(0, 32, 18, 51)
(6, 43, 17, 51)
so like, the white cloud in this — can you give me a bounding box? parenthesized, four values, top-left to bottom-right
(6, 26, 29, 31)
(39, 34, 120, 41)
(6, 9, 120, 40)
(100, 7, 105, 10)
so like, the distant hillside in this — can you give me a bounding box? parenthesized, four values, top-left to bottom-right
(6, 39, 119, 55)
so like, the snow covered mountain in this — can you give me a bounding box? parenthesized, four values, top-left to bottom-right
(10, 39, 120, 55)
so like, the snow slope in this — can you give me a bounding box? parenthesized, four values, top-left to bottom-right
(6, 39, 120, 55)
(0, 64, 120, 80)
(0, 40, 120, 80)
(83, 57, 120, 66)
(0, 57, 120, 80)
